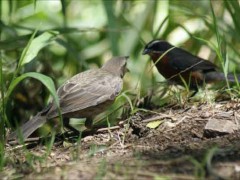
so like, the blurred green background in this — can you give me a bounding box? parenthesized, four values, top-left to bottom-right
(1, 0, 240, 137)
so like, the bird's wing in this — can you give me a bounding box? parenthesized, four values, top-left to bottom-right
(49, 69, 122, 116)
(168, 48, 217, 71)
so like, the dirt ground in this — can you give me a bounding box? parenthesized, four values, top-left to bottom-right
(4, 99, 240, 179)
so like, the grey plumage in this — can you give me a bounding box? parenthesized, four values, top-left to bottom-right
(9, 56, 128, 140)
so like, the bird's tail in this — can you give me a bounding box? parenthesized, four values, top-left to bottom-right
(8, 112, 47, 141)
(205, 72, 240, 83)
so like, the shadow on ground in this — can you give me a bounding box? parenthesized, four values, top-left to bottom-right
(4, 100, 240, 179)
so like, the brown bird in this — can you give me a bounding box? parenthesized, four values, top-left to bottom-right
(10, 56, 129, 140)
(143, 40, 240, 95)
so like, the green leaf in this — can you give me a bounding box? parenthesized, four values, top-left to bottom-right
(118, 91, 134, 113)
(6, 72, 59, 106)
(19, 31, 58, 66)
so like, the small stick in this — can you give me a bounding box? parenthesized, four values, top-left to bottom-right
(142, 115, 173, 123)
(96, 126, 120, 132)
(8, 137, 40, 145)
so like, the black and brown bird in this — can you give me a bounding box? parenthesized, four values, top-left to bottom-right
(142, 40, 239, 94)
(10, 56, 129, 140)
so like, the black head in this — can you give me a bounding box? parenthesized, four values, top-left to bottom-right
(142, 40, 174, 55)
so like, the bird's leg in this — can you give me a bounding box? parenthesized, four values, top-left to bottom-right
(85, 118, 93, 129)
(63, 118, 80, 134)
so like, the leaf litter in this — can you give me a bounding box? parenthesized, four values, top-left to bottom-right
(4, 100, 240, 179)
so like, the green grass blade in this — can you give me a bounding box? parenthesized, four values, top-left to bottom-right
(120, 92, 134, 113)
(102, 0, 119, 55)
(5, 72, 63, 131)
(6, 72, 59, 107)
(179, 74, 190, 94)
(33, 0, 37, 10)
(0, 34, 31, 51)
(0, 0, 6, 143)
(60, 0, 67, 26)
(6, 72, 59, 105)
(122, 1, 155, 54)
(153, 16, 169, 39)
(193, 36, 221, 61)
(8, 0, 13, 19)
(209, 1, 223, 62)
(149, 46, 175, 72)
(224, 1, 240, 33)
(0, 51, 5, 142)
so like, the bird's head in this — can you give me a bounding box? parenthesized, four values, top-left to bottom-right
(142, 40, 173, 56)
(101, 56, 129, 78)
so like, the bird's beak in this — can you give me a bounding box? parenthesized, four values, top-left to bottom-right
(122, 67, 129, 78)
(142, 48, 150, 55)
(124, 56, 130, 72)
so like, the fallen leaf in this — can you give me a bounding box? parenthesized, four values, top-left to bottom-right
(146, 120, 163, 129)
